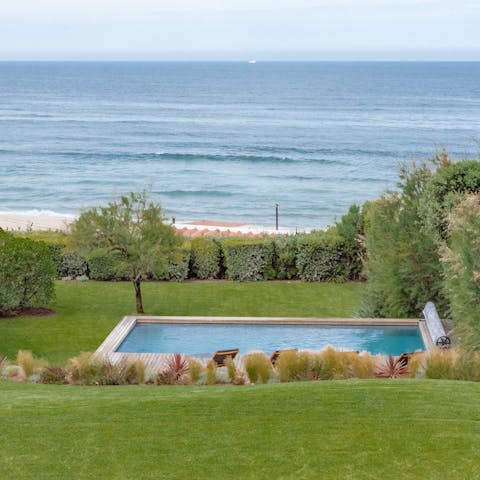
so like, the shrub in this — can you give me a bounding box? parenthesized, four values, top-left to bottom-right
(451, 351, 480, 382)
(424, 349, 457, 380)
(3, 365, 23, 380)
(318, 347, 351, 380)
(276, 350, 301, 382)
(423, 349, 480, 381)
(167, 243, 191, 281)
(375, 355, 410, 378)
(123, 359, 146, 385)
(18, 230, 73, 249)
(274, 235, 298, 280)
(441, 194, 480, 350)
(190, 236, 221, 279)
(47, 243, 64, 276)
(0, 357, 9, 377)
(335, 204, 365, 280)
(231, 371, 247, 385)
(40, 365, 67, 384)
(98, 360, 132, 385)
(224, 356, 237, 382)
(206, 361, 217, 385)
(407, 353, 425, 378)
(421, 157, 480, 240)
(349, 352, 377, 379)
(188, 357, 204, 384)
(296, 231, 349, 282)
(87, 249, 125, 280)
(309, 353, 326, 380)
(17, 350, 47, 378)
(155, 242, 191, 281)
(58, 251, 89, 279)
(17, 350, 35, 378)
(221, 237, 275, 281)
(0, 236, 56, 315)
(156, 354, 189, 385)
(244, 353, 271, 384)
(68, 354, 141, 385)
(360, 188, 442, 318)
(68, 352, 105, 385)
(359, 157, 480, 319)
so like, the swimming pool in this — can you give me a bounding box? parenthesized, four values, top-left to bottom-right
(115, 321, 425, 356)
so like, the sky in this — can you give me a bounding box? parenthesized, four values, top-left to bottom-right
(0, 0, 479, 60)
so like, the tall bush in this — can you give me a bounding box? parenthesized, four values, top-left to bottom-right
(335, 204, 365, 280)
(221, 237, 275, 281)
(360, 162, 443, 317)
(190, 236, 221, 279)
(420, 156, 480, 240)
(441, 194, 480, 350)
(0, 234, 56, 315)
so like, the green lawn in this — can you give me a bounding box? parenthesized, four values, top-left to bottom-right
(0, 281, 363, 364)
(1, 379, 479, 479)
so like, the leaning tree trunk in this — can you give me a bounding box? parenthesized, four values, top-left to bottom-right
(133, 275, 144, 314)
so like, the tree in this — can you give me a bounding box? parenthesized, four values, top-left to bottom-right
(0, 232, 56, 315)
(441, 194, 480, 350)
(335, 203, 365, 280)
(71, 191, 180, 313)
(360, 161, 443, 317)
(360, 155, 480, 318)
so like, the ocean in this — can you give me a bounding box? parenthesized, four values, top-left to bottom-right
(0, 61, 479, 229)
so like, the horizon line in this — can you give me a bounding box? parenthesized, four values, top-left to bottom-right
(1, 48, 479, 62)
(1, 58, 480, 63)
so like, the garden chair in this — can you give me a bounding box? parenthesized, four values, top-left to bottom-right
(211, 349, 239, 367)
(398, 352, 415, 367)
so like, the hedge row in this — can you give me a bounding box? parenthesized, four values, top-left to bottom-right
(48, 232, 358, 283)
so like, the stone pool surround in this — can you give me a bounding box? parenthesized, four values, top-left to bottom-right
(96, 316, 433, 374)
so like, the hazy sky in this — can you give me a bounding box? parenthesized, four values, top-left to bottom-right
(1, 0, 479, 60)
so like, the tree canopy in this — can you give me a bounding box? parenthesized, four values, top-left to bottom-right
(72, 191, 180, 313)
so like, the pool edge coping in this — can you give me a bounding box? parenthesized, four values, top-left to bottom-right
(96, 316, 431, 372)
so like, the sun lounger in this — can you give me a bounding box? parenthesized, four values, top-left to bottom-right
(398, 352, 415, 367)
(211, 349, 239, 367)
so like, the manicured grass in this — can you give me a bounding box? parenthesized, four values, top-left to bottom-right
(0, 281, 364, 364)
(1, 379, 479, 479)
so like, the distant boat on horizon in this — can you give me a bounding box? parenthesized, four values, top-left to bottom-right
(248, 59, 257, 64)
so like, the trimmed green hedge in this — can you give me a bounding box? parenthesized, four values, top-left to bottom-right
(58, 252, 89, 279)
(17, 230, 361, 283)
(274, 235, 298, 280)
(190, 237, 221, 279)
(165, 242, 191, 282)
(87, 249, 126, 281)
(296, 232, 348, 282)
(221, 237, 275, 281)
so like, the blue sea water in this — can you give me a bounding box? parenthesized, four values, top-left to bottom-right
(116, 323, 425, 356)
(0, 61, 479, 229)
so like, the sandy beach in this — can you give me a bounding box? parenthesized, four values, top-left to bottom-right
(0, 212, 75, 232)
(0, 213, 298, 236)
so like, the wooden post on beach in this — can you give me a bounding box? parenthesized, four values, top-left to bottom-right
(275, 204, 279, 231)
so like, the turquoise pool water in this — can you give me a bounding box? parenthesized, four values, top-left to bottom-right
(116, 323, 424, 356)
